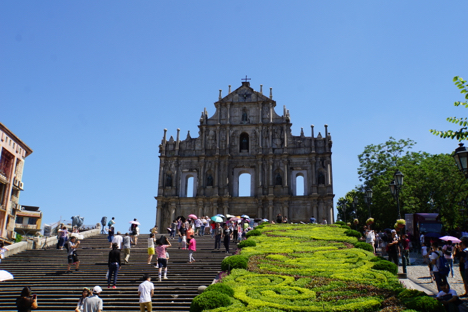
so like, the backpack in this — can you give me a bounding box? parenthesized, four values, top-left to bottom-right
(436, 251, 450, 276)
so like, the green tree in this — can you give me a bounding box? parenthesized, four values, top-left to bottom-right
(345, 138, 468, 231)
(430, 76, 468, 140)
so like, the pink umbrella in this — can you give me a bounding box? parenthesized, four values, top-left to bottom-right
(188, 214, 198, 220)
(439, 236, 461, 243)
(229, 217, 239, 222)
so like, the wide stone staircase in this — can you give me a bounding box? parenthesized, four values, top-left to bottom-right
(0, 233, 235, 311)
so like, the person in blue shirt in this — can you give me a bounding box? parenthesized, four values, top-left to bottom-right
(309, 216, 316, 224)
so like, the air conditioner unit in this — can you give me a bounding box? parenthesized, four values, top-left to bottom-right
(19, 182, 24, 190)
(13, 178, 19, 186)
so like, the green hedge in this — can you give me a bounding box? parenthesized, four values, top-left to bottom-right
(340, 225, 351, 230)
(246, 229, 262, 238)
(372, 260, 398, 275)
(238, 239, 256, 248)
(334, 221, 346, 226)
(402, 296, 445, 312)
(344, 229, 361, 239)
(190, 291, 232, 312)
(221, 255, 248, 272)
(205, 283, 235, 297)
(354, 242, 374, 252)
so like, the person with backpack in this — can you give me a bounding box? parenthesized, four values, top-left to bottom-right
(442, 240, 455, 278)
(430, 244, 450, 292)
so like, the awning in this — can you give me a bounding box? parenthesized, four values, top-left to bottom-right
(16, 212, 41, 218)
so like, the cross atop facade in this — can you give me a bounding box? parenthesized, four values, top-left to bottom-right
(241, 75, 251, 83)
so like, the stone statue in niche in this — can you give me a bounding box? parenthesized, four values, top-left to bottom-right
(318, 171, 325, 185)
(220, 129, 226, 149)
(241, 137, 248, 150)
(275, 173, 282, 186)
(207, 174, 213, 187)
(230, 130, 238, 146)
(263, 128, 269, 148)
(208, 130, 216, 149)
(273, 127, 283, 148)
(242, 108, 248, 122)
(166, 174, 172, 187)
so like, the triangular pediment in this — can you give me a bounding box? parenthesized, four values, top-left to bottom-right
(220, 82, 271, 103)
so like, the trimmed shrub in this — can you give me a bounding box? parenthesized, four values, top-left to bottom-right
(372, 260, 398, 275)
(190, 291, 231, 312)
(238, 239, 257, 248)
(340, 225, 351, 230)
(354, 242, 374, 252)
(221, 255, 248, 272)
(205, 283, 235, 297)
(246, 229, 262, 238)
(334, 221, 345, 226)
(398, 289, 426, 299)
(344, 229, 361, 239)
(370, 256, 387, 262)
(402, 296, 444, 312)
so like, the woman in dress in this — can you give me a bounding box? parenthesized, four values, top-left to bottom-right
(57, 225, 68, 250)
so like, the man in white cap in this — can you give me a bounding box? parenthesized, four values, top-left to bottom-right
(83, 286, 103, 312)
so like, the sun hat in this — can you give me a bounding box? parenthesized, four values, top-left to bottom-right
(93, 286, 103, 293)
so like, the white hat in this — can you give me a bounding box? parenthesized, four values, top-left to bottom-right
(93, 286, 103, 293)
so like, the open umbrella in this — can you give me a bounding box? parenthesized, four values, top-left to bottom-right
(129, 220, 140, 225)
(439, 236, 461, 243)
(262, 219, 269, 222)
(229, 217, 239, 222)
(188, 214, 198, 220)
(216, 214, 226, 218)
(211, 216, 223, 223)
(0, 270, 14, 282)
(241, 214, 250, 219)
(226, 214, 235, 218)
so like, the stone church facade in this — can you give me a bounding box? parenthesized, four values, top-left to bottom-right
(155, 81, 334, 230)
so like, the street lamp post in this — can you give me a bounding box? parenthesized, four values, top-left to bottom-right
(389, 170, 404, 219)
(453, 143, 468, 179)
(364, 189, 373, 218)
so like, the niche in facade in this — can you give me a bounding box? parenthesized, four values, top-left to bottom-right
(239, 132, 249, 152)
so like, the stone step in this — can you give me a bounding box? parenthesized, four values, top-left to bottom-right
(0, 233, 235, 311)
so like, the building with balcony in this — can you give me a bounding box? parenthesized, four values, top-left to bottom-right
(0, 122, 33, 242)
(15, 205, 42, 236)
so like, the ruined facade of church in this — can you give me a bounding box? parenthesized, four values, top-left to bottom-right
(155, 81, 334, 229)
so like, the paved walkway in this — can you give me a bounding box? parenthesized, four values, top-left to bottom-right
(396, 251, 465, 296)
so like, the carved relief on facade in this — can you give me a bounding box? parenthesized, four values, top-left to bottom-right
(207, 130, 216, 149)
(272, 126, 283, 148)
(220, 129, 226, 149)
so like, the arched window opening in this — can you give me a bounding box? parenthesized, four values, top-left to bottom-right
(296, 175, 304, 196)
(239, 173, 251, 197)
(186, 176, 194, 198)
(239, 133, 249, 152)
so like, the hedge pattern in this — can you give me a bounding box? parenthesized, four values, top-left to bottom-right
(195, 224, 440, 311)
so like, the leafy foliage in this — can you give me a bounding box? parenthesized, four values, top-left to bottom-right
(345, 229, 362, 239)
(246, 229, 262, 238)
(221, 255, 248, 272)
(205, 283, 235, 297)
(190, 291, 232, 312)
(401, 296, 445, 312)
(430, 76, 468, 140)
(238, 239, 256, 248)
(354, 242, 374, 252)
(372, 260, 398, 275)
(341, 137, 468, 231)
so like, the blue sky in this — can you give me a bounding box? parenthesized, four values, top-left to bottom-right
(1, 1, 468, 234)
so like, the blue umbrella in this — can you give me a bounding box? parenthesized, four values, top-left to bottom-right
(216, 214, 226, 218)
(262, 219, 269, 222)
(241, 215, 250, 219)
(211, 216, 223, 223)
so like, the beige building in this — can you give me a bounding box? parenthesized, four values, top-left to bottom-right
(155, 81, 334, 230)
(0, 122, 33, 242)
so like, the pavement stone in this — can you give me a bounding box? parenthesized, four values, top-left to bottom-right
(395, 251, 466, 296)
